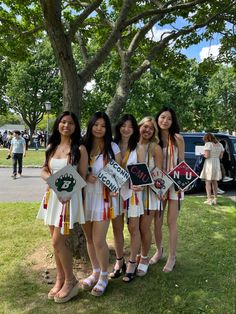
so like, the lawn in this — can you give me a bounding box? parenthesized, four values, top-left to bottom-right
(0, 196, 235, 314)
(0, 148, 45, 167)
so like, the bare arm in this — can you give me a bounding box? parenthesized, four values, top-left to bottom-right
(77, 145, 88, 179)
(153, 144, 163, 169)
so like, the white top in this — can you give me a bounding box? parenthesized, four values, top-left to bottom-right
(200, 142, 224, 181)
(84, 142, 120, 221)
(120, 149, 144, 218)
(37, 158, 85, 228)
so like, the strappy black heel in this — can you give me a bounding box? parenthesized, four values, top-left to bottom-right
(123, 260, 137, 283)
(110, 257, 126, 279)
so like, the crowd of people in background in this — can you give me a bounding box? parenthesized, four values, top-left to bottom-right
(0, 130, 47, 150)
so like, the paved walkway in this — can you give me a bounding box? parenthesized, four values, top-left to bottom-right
(0, 167, 45, 202)
(0, 167, 235, 203)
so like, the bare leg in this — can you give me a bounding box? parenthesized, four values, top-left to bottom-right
(52, 227, 75, 298)
(48, 226, 65, 297)
(205, 180, 212, 200)
(163, 200, 179, 272)
(137, 210, 155, 275)
(92, 220, 110, 293)
(126, 217, 141, 273)
(212, 180, 218, 203)
(111, 214, 125, 271)
(81, 222, 100, 288)
(150, 201, 166, 264)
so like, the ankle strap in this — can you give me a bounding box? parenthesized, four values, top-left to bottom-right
(129, 260, 136, 264)
(141, 255, 148, 259)
(100, 271, 108, 276)
(93, 268, 100, 273)
(116, 256, 124, 261)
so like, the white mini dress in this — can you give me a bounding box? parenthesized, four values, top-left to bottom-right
(84, 142, 120, 221)
(120, 149, 144, 218)
(200, 142, 224, 181)
(37, 158, 85, 228)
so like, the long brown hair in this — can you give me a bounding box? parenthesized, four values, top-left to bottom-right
(203, 133, 218, 144)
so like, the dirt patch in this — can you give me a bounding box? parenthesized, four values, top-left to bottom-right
(26, 240, 127, 285)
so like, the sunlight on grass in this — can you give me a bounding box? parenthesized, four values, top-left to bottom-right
(0, 196, 235, 314)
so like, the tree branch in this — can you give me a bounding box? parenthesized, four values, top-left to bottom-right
(69, 0, 103, 40)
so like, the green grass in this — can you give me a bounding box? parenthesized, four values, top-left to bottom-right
(0, 148, 45, 167)
(0, 196, 235, 314)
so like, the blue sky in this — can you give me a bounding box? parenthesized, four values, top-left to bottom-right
(147, 17, 222, 62)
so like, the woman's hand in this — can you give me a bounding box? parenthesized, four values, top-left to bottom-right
(131, 185, 143, 192)
(58, 196, 71, 204)
(86, 174, 97, 184)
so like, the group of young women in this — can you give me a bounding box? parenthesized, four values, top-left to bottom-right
(37, 107, 185, 303)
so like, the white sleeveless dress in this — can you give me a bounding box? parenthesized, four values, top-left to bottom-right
(37, 158, 85, 228)
(120, 149, 144, 218)
(84, 142, 120, 221)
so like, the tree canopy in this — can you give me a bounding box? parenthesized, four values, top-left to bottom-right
(1, 0, 235, 123)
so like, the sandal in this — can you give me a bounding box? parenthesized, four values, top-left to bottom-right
(54, 276, 79, 303)
(47, 277, 64, 300)
(81, 268, 100, 290)
(163, 257, 176, 273)
(123, 260, 137, 283)
(110, 257, 126, 279)
(91, 272, 108, 297)
(149, 247, 163, 265)
(136, 255, 149, 277)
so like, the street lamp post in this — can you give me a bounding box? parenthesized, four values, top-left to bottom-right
(45, 101, 51, 145)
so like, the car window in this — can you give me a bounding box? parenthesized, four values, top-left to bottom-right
(230, 139, 236, 154)
(184, 137, 204, 152)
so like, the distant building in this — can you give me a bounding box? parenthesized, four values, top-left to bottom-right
(0, 124, 25, 133)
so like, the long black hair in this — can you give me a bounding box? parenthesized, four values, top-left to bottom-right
(84, 111, 114, 160)
(155, 107, 180, 147)
(44, 111, 82, 168)
(114, 114, 139, 151)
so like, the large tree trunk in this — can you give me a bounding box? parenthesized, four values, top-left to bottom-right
(40, 0, 83, 118)
(106, 76, 132, 125)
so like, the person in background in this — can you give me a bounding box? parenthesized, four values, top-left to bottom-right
(6, 131, 13, 158)
(9, 130, 26, 179)
(37, 111, 88, 303)
(150, 107, 185, 273)
(32, 131, 40, 150)
(22, 130, 30, 150)
(200, 133, 224, 205)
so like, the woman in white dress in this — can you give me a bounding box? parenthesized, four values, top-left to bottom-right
(110, 114, 144, 283)
(37, 111, 88, 303)
(200, 133, 224, 205)
(150, 107, 185, 273)
(136, 117, 163, 276)
(82, 112, 121, 296)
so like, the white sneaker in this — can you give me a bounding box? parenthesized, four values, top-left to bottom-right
(222, 176, 233, 182)
(217, 188, 225, 194)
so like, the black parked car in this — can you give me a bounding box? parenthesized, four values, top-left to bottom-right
(182, 132, 236, 190)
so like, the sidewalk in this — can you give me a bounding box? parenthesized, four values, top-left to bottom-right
(0, 167, 45, 202)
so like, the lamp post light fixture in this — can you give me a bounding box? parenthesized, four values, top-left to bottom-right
(45, 101, 51, 145)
